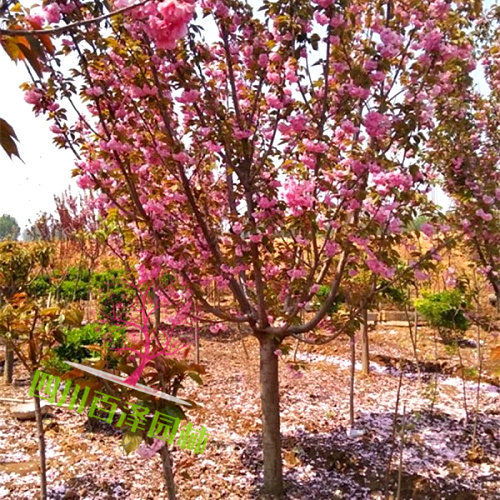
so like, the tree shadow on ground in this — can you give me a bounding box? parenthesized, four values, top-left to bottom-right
(197, 325, 247, 343)
(48, 473, 128, 499)
(372, 353, 500, 387)
(81, 411, 123, 438)
(239, 409, 498, 499)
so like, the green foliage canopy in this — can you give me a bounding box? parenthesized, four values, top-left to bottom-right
(0, 214, 20, 241)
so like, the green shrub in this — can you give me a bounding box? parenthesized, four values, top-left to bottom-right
(415, 290, 469, 344)
(27, 275, 52, 298)
(54, 267, 92, 301)
(45, 323, 126, 372)
(159, 273, 175, 287)
(28, 267, 93, 301)
(90, 269, 134, 323)
(66, 266, 91, 283)
(379, 280, 407, 306)
(314, 285, 344, 314)
(91, 269, 125, 293)
(58, 279, 90, 301)
(98, 286, 134, 324)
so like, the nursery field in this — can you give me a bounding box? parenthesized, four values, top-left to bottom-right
(1, 325, 499, 499)
(1, 0, 500, 498)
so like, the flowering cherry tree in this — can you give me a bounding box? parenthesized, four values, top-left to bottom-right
(427, 7, 499, 308)
(1, 0, 492, 493)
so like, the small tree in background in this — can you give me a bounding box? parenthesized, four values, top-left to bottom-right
(0, 241, 51, 383)
(0, 214, 20, 241)
(103, 281, 192, 386)
(428, 9, 500, 308)
(0, 292, 83, 500)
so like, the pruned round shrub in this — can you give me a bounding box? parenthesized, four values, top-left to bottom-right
(415, 290, 469, 344)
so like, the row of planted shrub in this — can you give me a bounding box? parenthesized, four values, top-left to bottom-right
(28, 267, 124, 301)
(27, 267, 135, 320)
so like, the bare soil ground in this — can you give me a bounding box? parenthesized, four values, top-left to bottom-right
(0, 325, 498, 499)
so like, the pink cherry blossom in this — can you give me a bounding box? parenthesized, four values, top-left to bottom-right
(364, 111, 390, 139)
(258, 53, 268, 68)
(475, 208, 493, 222)
(24, 89, 43, 105)
(420, 222, 435, 237)
(366, 259, 395, 280)
(44, 3, 61, 24)
(146, 0, 195, 50)
(421, 29, 443, 52)
(284, 179, 315, 216)
(414, 269, 430, 281)
(137, 438, 165, 459)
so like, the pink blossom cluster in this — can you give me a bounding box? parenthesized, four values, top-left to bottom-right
(364, 111, 391, 140)
(372, 171, 412, 196)
(44, 3, 61, 24)
(365, 258, 395, 280)
(117, 0, 195, 49)
(283, 179, 315, 217)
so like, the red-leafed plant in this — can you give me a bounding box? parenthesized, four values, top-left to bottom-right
(102, 281, 192, 386)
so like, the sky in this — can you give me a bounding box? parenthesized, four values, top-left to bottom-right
(0, 50, 76, 233)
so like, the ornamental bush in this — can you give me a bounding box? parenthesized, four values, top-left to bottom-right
(45, 323, 125, 372)
(98, 286, 134, 324)
(91, 269, 126, 293)
(27, 275, 52, 298)
(314, 285, 344, 315)
(58, 279, 90, 301)
(415, 290, 469, 344)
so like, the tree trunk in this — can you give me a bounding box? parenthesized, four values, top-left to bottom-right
(124, 357, 150, 386)
(258, 335, 283, 495)
(33, 394, 48, 499)
(360, 308, 370, 375)
(159, 444, 177, 499)
(349, 333, 356, 430)
(194, 308, 200, 364)
(153, 291, 161, 332)
(4, 346, 14, 384)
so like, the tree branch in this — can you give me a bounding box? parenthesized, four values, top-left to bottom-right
(0, 0, 148, 37)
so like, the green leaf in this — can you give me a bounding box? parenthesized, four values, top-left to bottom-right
(187, 371, 203, 385)
(160, 403, 186, 421)
(64, 307, 84, 327)
(122, 431, 142, 454)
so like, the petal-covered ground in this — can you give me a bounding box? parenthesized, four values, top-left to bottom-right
(0, 326, 498, 499)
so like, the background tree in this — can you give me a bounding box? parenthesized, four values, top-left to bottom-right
(2, 0, 492, 494)
(0, 292, 83, 500)
(428, 4, 499, 308)
(23, 213, 64, 241)
(0, 213, 20, 241)
(0, 240, 41, 382)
